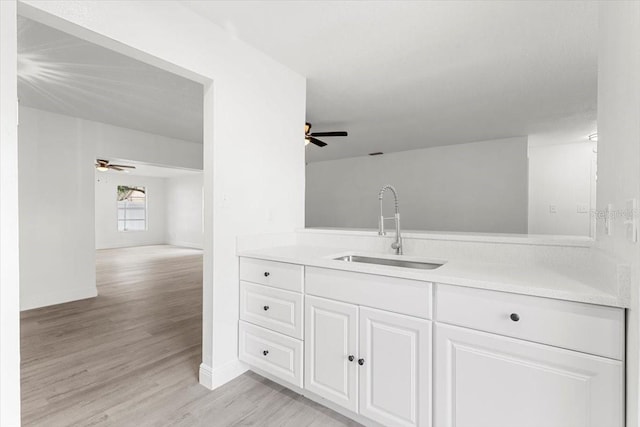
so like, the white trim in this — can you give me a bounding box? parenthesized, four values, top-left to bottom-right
(0, 1, 21, 424)
(198, 363, 213, 389)
(20, 286, 98, 311)
(167, 241, 204, 250)
(199, 359, 248, 390)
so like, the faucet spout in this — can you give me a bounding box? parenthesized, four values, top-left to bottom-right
(378, 185, 403, 255)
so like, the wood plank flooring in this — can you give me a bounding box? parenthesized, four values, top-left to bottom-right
(21, 245, 359, 427)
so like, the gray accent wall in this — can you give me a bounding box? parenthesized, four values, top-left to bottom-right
(306, 137, 528, 234)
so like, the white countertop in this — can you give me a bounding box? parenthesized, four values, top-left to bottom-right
(237, 245, 628, 308)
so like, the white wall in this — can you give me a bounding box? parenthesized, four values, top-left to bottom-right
(528, 142, 596, 236)
(95, 173, 167, 249)
(18, 106, 97, 311)
(23, 106, 202, 173)
(93, 121, 202, 171)
(596, 3, 640, 426)
(306, 137, 528, 233)
(17, 0, 306, 393)
(0, 1, 21, 424)
(17, 106, 202, 310)
(166, 173, 203, 249)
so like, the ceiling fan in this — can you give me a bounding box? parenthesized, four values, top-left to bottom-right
(95, 159, 136, 172)
(305, 122, 348, 147)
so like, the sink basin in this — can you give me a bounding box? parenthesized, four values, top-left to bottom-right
(333, 255, 444, 270)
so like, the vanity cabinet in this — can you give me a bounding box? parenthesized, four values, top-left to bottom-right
(435, 284, 624, 427)
(305, 295, 432, 427)
(238, 258, 304, 388)
(434, 323, 623, 427)
(358, 306, 431, 427)
(305, 296, 359, 412)
(238, 257, 625, 427)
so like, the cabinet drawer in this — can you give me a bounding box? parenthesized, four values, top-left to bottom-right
(240, 282, 303, 339)
(306, 267, 432, 319)
(435, 284, 625, 360)
(239, 321, 303, 388)
(240, 257, 303, 292)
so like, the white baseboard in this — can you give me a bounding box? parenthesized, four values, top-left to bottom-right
(168, 241, 203, 250)
(199, 359, 247, 390)
(96, 241, 166, 250)
(20, 286, 98, 311)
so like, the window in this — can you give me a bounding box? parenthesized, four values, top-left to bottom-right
(117, 185, 146, 231)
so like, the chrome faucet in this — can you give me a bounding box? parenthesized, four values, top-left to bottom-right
(378, 185, 402, 255)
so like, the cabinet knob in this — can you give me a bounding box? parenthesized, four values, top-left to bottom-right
(264, 272, 270, 277)
(263, 350, 269, 356)
(358, 358, 365, 366)
(510, 313, 520, 322)
(263, 305, 270, 311)
(348, 355, 354, 362)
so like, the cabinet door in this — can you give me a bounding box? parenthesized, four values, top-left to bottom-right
(305, 295, 358, 412)
(359, 307, 432, 427)
(434, 324, 623, 427)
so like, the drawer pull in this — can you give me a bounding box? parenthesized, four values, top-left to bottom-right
(348, 355, 355, 362)
(510, 313, 520, 322)
(263, 305, 270, 311)
(358, 358, 365, 366)
(264, 272, 270, 277)
(263, 350, 269, 356)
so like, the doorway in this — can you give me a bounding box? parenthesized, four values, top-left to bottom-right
(16, 15, 207, 424)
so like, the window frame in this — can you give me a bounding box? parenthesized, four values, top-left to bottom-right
(117, 185, 148, 232)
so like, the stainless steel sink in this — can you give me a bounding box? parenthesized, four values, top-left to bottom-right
(333, 255, 443, 270)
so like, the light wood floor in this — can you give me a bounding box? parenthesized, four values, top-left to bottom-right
(21, 245, 359, 427)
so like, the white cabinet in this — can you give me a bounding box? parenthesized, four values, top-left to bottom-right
(238, 321, 303, 388)
(304, 295, 359, 412)
(238, 258, 304, 389)
(436, 283, 624, 360)
(240, 281, 303, 339)
(359, 307, 431, 427)
(239, 257, 303, 292)
(434, 323, 624, 427)
(306, 267, 433, 319)
(239, 258, 625, 427)
(305, 295, 432, 427)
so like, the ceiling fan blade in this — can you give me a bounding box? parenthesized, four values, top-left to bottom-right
(109, 164, 136, 169)
(310, 131, 348, 137)
(308, 136, 327, 147)
(109, 166, 125, 171)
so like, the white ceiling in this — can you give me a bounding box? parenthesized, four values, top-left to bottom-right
(17, 17, 204, 143)
(18, 3, 598, 162)
(183, 1, 598, 162)
(98, 160, 202, 178)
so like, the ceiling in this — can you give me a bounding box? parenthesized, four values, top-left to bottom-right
(17, 17, 204, 143)
(18, 3, 598, 162)
(183, 1, 598, 162)
(98, 160, 202, 178)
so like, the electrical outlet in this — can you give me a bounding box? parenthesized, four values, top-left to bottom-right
(549, 205, 557, 214)
(577, 204, 589, 214)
